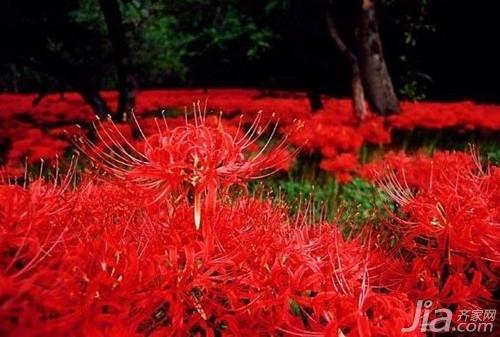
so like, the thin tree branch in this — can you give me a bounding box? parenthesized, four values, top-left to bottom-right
(324, 10, 367, 119)
(325, 11, 357, 66)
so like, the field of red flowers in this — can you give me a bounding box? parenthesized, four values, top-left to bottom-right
(2, 89, 500, 179)
(1, 90, 499, 336)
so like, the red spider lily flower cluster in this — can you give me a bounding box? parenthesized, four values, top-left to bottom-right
(1, 165, 423, 336)
(0, 123, 72, 164)
(392, 101, 500, 130)
(286, 113, 390, 182)
(2, 99, 500, 336)
(3, 89, 500, 180)
(364, 151, 500, 322)
(75, 107, 292, 230)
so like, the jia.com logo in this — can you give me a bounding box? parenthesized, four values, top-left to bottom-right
(402, 300, 496, 333)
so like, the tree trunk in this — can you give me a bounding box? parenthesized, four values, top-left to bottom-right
(307, 90, 323, 111)
(350, 63, 366, 119)
(80, 89, 113, 118)
(98, 0, 136, 120)
(325, 12, 367, 119)
(10, 64, 19, 93)
(355, 0, 399, 115)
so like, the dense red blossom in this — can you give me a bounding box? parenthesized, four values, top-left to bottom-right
(76, 110, 292, 230)
(367, 151, 500, 320)
(320, 153, 359, 183)
(2, 129, 499, 336)
(2, 89, 500, 178)
(1, 176, 423, 336)
(1, 91, 500, 336)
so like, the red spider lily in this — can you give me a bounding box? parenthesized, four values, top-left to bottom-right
(376, 152, 500, 261)
(2, 90, 500, 335)
(3, 89, 500, 180)
(76, 107, 293, 230)
(372, 151, 500, 320)
(7, 128, 69, 164)
(1, 169, 423, 337)
(3, 90, 500, 132)
(320, 153, 359, 183)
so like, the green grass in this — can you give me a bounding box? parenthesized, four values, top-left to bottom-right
(258, 128, 500, 233)
(260, 169, 394, 232)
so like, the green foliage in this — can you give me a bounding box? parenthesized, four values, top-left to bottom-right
(265, 173, 393, 227)
(386, 0, 436, 100)
(340, 178, 393, 224)
(484, 143, 500, 165)
(487, 149, 500, 165)
(399, 71, 432, 100)
(69, 0, 274, 84)
(0, 0, 437, 95)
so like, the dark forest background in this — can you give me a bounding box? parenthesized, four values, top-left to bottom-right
(1, 0, 499, 104)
